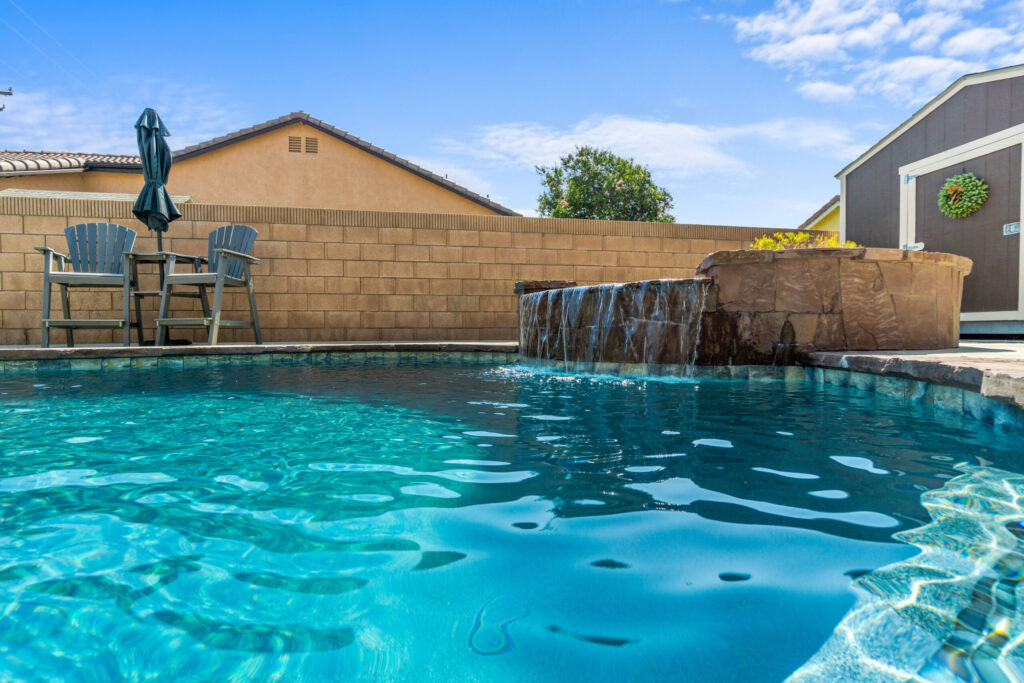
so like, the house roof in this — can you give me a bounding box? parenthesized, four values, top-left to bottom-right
(0, 111, 518, 216)
(0, 150, 140, 174)
(797, 195, 839, 230)
(836, 63, 1024, 179)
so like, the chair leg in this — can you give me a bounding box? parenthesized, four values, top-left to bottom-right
(209, 270, 227, 345)
(40, 273, 51, 348)
(122, 274, 132, 347)
(60, 285, 74, 348)
(244, 264, 262, 344)
(156, 281, 174, 347)
(131, 259, 145, 345)
(199, 285, 211, 318)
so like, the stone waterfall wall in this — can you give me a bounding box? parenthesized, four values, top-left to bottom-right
(518, 248, 973, 368)
(518, 279, 719, 367)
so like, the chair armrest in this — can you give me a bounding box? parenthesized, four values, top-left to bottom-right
(34, 246, 69, 261)
(214, 247, 260, 265)
(155, 251, 208, 264)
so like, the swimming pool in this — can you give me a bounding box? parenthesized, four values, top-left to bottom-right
(0, 359, 1021, 681)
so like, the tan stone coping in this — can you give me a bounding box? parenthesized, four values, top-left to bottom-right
(0, 341, 517, 362)
(802, 343, 1024, 410)
(697, 247, 973, 276)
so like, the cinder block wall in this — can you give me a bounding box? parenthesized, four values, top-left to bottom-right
(0, 197, 793, 345)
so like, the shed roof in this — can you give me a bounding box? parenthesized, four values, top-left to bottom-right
(0, 112, 518, 216)
(836, 63, 1024, 179)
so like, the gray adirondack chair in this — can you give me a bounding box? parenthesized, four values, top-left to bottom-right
(155, 224, 262, 345)
(35, 223, 137, 348)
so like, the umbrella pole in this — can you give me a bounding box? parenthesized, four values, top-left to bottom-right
(156, 231, 163, 252)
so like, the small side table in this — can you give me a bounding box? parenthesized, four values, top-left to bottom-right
(126, 252, 209, 345)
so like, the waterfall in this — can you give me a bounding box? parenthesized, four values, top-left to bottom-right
(518, 278, 712, 372)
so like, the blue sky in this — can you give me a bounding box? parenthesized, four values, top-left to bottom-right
(1, 0, 1022, 226)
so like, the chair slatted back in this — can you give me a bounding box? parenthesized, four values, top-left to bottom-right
(65, 223, 136, 274)
(208, 224, 258, 279)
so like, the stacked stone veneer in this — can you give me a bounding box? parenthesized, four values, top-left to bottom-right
(0, 196, 783, 345)
(697, 248, 972, 363)
(518, 248, 973, 367)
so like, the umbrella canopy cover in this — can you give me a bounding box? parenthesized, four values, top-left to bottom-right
(132, 108, 181, 244)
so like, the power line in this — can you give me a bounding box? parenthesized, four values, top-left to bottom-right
(7, 0, 96, 77)
(0, 14, 81, 84)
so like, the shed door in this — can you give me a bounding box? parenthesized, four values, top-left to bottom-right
(913, 145, 1021, 313)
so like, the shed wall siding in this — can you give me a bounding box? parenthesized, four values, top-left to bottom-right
(914, 145, 1021, 312)
(846, 76, 1024, 247)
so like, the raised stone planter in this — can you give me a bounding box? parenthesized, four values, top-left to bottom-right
(696, 248, 972, 362)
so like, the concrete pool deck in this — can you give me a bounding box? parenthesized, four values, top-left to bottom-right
(803, 342, 1024, 410)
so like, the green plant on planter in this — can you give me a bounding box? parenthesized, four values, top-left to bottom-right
(749, 231, 859, 250)
(938, 172, 988, 219)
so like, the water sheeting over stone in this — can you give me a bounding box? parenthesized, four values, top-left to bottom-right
(518, 279, 712, 368)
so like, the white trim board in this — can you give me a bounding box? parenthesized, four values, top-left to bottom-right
(837, 63, 1024, 180)
(897, 122, 1024, 322)
(839, 175, 847, 243)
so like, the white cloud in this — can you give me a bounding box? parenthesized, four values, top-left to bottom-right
(942, 27, 1013, 57)
(441, 115, 742, 176)
(721, 119, 863, 159)
(855, 55, 983, 104)
(405, 156, 503, 201)
(797, 80, 858, 101)
(749, 33, 848, 66)
(0, 84, 241, 154)
(440, 114, 860, 181)
(728, 0, 1024, 105)
(904, 11, 961, 51)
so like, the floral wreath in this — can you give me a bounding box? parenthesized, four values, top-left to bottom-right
(937, 172, 988, 219)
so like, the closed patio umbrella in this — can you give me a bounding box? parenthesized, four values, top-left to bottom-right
(132, 108, 180, 251)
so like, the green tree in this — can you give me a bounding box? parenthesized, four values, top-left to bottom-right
(536, 146, 674, 222)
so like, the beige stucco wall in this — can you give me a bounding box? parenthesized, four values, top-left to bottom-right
(0, 196, 788, 346)
(0, 122, 500, 214)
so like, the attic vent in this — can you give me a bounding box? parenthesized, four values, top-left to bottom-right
(288, 136, 301, 153)
(305, 137, 318, 154)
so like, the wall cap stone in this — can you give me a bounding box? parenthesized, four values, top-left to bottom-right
(697, 248, 973, 277)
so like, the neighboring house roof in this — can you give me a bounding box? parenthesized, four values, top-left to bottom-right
(0, 150, 139, 174)
(0, 111, 518, 216)
(0, 188, 192, 203)
(797, 195, 839, 230)
(836, 63, 1024, 179)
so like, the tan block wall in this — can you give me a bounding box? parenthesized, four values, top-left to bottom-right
(0, 196, 789, 345)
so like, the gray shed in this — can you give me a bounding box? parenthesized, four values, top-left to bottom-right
(838, 63, 1024, 334)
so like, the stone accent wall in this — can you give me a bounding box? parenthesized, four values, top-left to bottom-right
(0, 196, 788, 345)
(696, 248, 973, 362)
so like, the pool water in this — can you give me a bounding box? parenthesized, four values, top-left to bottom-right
(0, 360, 1022, 682)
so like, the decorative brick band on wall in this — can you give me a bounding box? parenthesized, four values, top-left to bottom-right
(0, 197, 814, 345)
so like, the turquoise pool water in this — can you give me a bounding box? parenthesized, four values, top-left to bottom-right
(0, 360, 1022, 681)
